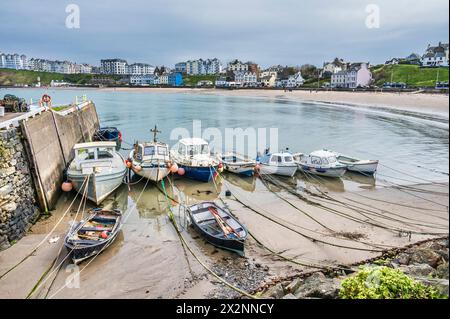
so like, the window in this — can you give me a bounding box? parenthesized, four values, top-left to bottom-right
(311, 156, 321, 165)
(284, 156, 293, 162)
(144, 146, 155, 156)
(321, 157, 329, 165)
(271, 155, 281, 163)
(97, 147, 114, 159)
(328, 156, 337, 163)
(158, 146, 168, 155)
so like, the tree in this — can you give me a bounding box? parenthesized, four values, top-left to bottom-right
(300, 64, 318, 80)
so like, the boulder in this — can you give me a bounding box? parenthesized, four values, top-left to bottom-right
(398, 264, 436, 277)
(294, 272, 340, 299)
(285, 278, 302, 294)
(435, 263, 449, 279)
(408, 248, 441, 268)
(265, 283, 285, 299)
(392, 252, 411, 265)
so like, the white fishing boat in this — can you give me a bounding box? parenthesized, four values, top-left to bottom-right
(170, 138, 220, 182)
(220, 152, 256, 177)
(331, 151, 379, 175)
(294, 150, 347, 178)
(257, 151, 297, 177)
(128, 126, 171, 182)
(67, 141, 127, 204)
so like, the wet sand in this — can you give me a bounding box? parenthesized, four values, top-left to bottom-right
(99, 87, 450, 118)
(0, 174, 448, 299)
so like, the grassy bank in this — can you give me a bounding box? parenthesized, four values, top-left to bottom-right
(182, 74, 217, 86)
(371, 64, 449, 87)
(0, 68, 120, 86)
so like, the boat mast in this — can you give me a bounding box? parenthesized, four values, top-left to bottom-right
(150, 125, 161, 142)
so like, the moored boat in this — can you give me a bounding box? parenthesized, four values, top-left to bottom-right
(64, 208, 122, 264)
(257, 151, 297, 177)
(220, 152, 256, 177)
(93, 127, 122, 150)
(332, 152, 379, 175)
(294, 150, 347, 178)
(128, 126, 171, 182)
(170, 138, 220, 182)
(188, 201, 248, 256)
(67, 141, 127, 204)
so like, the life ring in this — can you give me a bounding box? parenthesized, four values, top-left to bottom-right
(42, 94, 51, 103)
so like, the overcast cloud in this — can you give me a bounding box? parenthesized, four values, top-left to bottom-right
(0, 0, 448, 67)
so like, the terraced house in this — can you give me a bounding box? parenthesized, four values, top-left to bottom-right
(421, 42, 449, 67)
(331, 62, 372, 88)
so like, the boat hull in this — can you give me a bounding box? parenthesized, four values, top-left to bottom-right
(346, 162, 378, 174)
(188, 202, 247, 256)
(179, 164, 218, 182)
(259, 163, 297, 177)
(64, 210, 122, 264)
(299, 164, 347, 178)
(68, 169, 126, 205)
(223, 163, 255, 177)
(132, 164, 170, 182)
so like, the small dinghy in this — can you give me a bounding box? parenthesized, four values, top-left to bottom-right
(220, 152, 256, 177)
(331, 151, 378, 175)
(188, 202, 248, 256)
(64, 208, 122, 264)
(128, 126, 171, 182)
(93, 127, 122, 150)
(257, 150, 297, 177)
(294, 150, 347, 178)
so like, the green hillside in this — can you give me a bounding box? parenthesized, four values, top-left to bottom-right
(182, 74, 217, 86)
(0, 68, 120, 86)
(371, 64, 449, 87)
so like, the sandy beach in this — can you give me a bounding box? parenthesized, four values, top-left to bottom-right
(99, 87, 450, 118)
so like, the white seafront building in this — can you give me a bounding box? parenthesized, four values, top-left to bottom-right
(331, 62, 372, 88)
(421, 42, 449, 67)
(0, 52, 28, 70)
(182, 58, 222, 75)
(234, 71, 257, 86)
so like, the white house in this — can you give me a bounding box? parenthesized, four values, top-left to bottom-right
(130, 74, 160, 86)
(421, 42, 449, 67)
(322, 58, 347, 76)
(215, 76, 228, 87)
(260, 74, 277, 87)
(385, 58, 400, 65)
(331, 62, 372, 88)
(228, 60, 249, 72)
(159, 73, 169, 85)
(128, 63, 155, 75)
(234, 71, 257, 86)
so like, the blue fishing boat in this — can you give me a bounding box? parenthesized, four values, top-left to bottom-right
(170, 138, 220, 182)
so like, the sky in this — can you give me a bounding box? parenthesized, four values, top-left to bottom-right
(0, 0, 448, 68)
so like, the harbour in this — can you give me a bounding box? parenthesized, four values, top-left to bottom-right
(0, 88, 448, 299)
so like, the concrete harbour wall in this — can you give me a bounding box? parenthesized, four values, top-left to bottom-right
(0, 101, 99, 249)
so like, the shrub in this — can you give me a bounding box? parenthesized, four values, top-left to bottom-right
(339, 266, 444, 299)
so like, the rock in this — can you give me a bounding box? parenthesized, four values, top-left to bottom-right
(285, 278, 302, 294)
(1, 202, 17, 212)
(398, 264, 436, 277)
(392, 252, 411, 265)
(282, 293, 297, 299)
(294, 272, 340, 299)
(0, 184, 13, 197)
(265, 283, 285, 299)
(408, 248, 441, 268)
(435, 263, 449, 279)
(416, 277, 449, 297)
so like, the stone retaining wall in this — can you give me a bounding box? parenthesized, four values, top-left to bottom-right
(0, 128, 38, 249)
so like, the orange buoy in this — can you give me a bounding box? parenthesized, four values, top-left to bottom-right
(100, 231, 109, 239)
(177, 167, 185, 176)
(170, 163, 179, 173)
(125, 159, 132, 168)
(61, 181, 73, 192)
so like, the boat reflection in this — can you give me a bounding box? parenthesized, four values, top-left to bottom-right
(342, 171, 377, 190)
(223, 172, 256, 192)
(296, 173, 346, 193)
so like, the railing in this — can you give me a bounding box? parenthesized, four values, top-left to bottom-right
(0, 95, 91, 130)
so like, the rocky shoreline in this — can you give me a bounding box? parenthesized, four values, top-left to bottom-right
(260, 237, 449, 299)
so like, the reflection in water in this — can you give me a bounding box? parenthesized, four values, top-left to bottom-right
(223, 173, 256, 192)
(296, 172, 346, 193)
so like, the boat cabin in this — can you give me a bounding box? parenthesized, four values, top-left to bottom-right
(175, 138, 211, 158)
(259, 152, 295, 165)
(133, 142, 169, 161)
(301, 150, 340, 166)
(72, 141, 118, 173)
